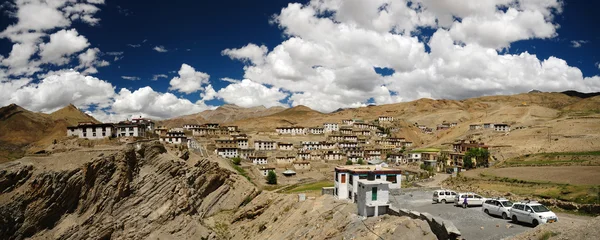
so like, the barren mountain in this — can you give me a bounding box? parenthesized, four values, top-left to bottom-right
(0, 104, 99, 163)
(159, 104, 286, 128)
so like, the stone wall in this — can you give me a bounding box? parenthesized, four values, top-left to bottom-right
(388, 206, 461, 240)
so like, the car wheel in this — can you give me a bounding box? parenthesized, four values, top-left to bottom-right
(512, 215, 518, 223)
(441, 199, 446, 204)
(502, 212, 508, 220)
(484, 209, 489, 215)
(532, 219, 539, 227)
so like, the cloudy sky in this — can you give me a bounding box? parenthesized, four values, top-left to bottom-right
(1, 0, 599, 122)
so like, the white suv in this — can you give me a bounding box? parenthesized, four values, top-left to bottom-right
(482, 198, 514, 219)
(509, 201, 558, 226)
(432, 190, 457, 204)
(454, 192, 485, 207)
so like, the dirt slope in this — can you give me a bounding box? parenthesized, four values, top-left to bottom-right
(159, 104, 287, 128)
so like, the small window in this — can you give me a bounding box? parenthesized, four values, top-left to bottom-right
(439, 192, 445, 196)
(341, 174, 346, 183)
(451, 192, 456, 195)
(372, 187, 377, 201)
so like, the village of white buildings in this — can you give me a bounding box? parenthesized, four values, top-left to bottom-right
(66, 116, 511, 217)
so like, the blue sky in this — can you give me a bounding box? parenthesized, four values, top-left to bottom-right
(0, 0, 599, 121)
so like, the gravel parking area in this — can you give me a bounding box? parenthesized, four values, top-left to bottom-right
(390, 190, 531, 240)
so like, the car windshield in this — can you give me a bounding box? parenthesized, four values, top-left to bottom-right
(433, 192, 438, 197)
(500, 201, 514, 207)
(530, 205, 550, 212)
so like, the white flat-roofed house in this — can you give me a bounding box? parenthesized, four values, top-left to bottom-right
(183, 124, 201, 130)
(494, 124, 511, 132)
(217, 148, 239, 158)
(160, 131, 188, 144)
(323, 123, 339, 132)
(236, 138, 249, 149)
(276, 155, 296, 165)
(348, 155, 362, 163)
(355, 123, 370, 129)
(329, 135, 344, 142)
(407, 152, 421, 162)
(339, 141, 358, 148)
(342, 119, 354, 125)
(116, 122, 147, 138)
(334, 165, 401, 202)
(254, 140, 277, 150)
(378, 116, 394, 122)
(215, 139, 238, 149)
(278, 142, 295, 150)
(67, 122, 116, 139)
(365, 149, 382, 161)
(302, 141, 321, 150)
(483, 123, 494, 129)
(204, 123, 220, 129)
(319, 142, 336, 150)
(250, 156, 268, 165)
(298, 151, 311, 160)
(340, 128, 353, 135)
(323, 151, 345, 161)
(343, 135, 358, 142)
(276, 126, 306, 135)
(388, 154, 406, 164)
(293, 161, 311, 170)
(353, 130, 371, 136)
(450, 122, 458, 127)
(345, 147, 364, 158)
(259, 167, 275, 177)
(226, 126, 239, 132)
(310, 152, 322, 160)
(357, 179, 391, 217)
(309, 127, 325, 134)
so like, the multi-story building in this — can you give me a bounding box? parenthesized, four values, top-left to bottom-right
(494, 124, 511, 132)
(342, 119, 354, 125)
(323, 151, 345, 161)
(298, 151, 311, 160)
(293, 161, 311, 170)
(249, 156, 268, 165)
(340, 127, 353, 135)
(343, 135, 358, 142)
(278, 142, 295, 151)
(67, 122, 115, 139)
(276, 155, 296, 165)
(339, 141, 358, 148)
(328, 135, 344, 142)
(320, 142, 337, 150)
(378, 116, 394, 122)
(302, 141, 321, 150)
(357, 179, 391, 217)
(254, 140, 277, 150)
(275, 126, 306, 135)
(215, 139, 237, 148)
(217, 148, 239, 158)
(323, 123, 339, 132)
(309, 127, 325, 134)
(239, 149, 255, 159)
(159, 131, 187, 144)
(132, 117, 155, 131)
(116, 122, 147, 137)
(334, 165, 402, 202)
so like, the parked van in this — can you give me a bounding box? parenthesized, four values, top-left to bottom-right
(509, 201, 557, 226)
(454, 192, 486, 207)
(432, 190, 457, 204)
(482, 198, 514, 219)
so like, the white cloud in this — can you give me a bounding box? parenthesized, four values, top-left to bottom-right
(153, 45, 168, 52)
(109, 86, 214, 120)
(127, 44, 141, 48)
(215, 79, 288, 108)
(222, 43, 268, 65)
(151, 74, 168, 81)
(596, 62, 600, 70)
(201, 84, 217, 101)
(39, 29, 90, 65)
(105, 51, 123, 56)
(220, 77, 241, 83)
(220, 0, 600, 112)
(1, 42, 39, 76)
(168, 63, 210, 94)
(570, 40, 588, 48)
(121, 76, 141, 81)
(4, 70, 115, 113)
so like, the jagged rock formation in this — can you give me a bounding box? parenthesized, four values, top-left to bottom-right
(0, 141, 256, 240)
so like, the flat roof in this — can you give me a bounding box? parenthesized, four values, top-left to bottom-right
(335, 165, 402, 174)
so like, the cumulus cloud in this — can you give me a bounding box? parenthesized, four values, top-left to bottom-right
(153, 45, 168, 52)
(219, 0, 600, 112)
(215, 79, 288, 108)
(168, 64, 210, 94)
(570, 40, 588, 48)
(38, 29, 90, 65)
(2, 70, 115, 113)
(222, 43, 268, 65)
(220, 77, 241, 83)
(109, 86, 213, 120)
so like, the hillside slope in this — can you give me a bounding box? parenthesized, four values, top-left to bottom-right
(0, 104, 100, 162)
(159, 104, 287, 128)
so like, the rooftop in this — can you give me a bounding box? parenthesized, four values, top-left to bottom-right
(335, 165, 402, 174)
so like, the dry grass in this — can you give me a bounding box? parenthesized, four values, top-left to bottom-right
(480, 166, 600, 185)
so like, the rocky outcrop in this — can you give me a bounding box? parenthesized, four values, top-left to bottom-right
(0, 141, 257, 240)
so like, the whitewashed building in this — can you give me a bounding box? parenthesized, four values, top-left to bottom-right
(217, 148, 239, 158)
(116, 122, 147, 138)
(132, 117, 155, 131)
(323, 123, 339, 132)
(323, 151, 345, 161)
(254, 140, 277, 150)
(278, 142, 294, 151)
(309, 127, 324, 134)
(160, 131, 188, 144)
(276, 126, 306, 135)
(259, 167, 275, 177)
(342, 119, 354, 125)
(494, 124, 511, 132)
(276, 156, 295, 165)
(250, 156, 268, 165)
(469, 124, 482, 130)
(334, 165, 401, 202)
(239, 149, 255, 159)
(293, 161, 311, 170)
(298, 151, 311, 160)
(67, 123, 115, 139)
(340, 128, 353, 135)
(357, 179, 391, 217)
(236, 138, 249, 149)
(343, 135, 358, 142)
(183, 124, 201, 130)
(378, 116, 394, 122)
(302, 141, 321, 150)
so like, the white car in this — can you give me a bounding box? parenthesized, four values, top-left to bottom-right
(454, 192, 486, 207)
(482, 198, 513, 219)
(432, 190, 457, 204)
(509, 201, 558, 226)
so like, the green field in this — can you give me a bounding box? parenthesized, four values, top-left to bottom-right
(281, 181, 333, 193)
(499, 151, 600, 167)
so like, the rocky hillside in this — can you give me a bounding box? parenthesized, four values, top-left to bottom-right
(0, 141, 256, 239)
(0, 104, 99, 163)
